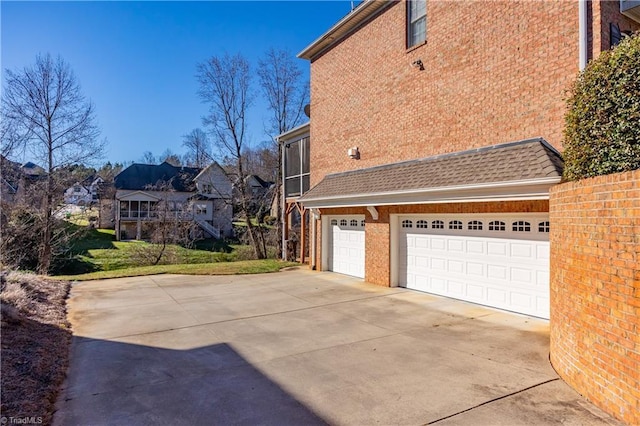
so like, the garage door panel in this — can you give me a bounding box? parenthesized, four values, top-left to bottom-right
(398, 214, 550, 319)
(431, 238, 446, 250)
(329, 216, 365, 279)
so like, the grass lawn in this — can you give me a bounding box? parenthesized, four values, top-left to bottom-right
(57, 227, 298, 279)
(57, 259, 300, 281)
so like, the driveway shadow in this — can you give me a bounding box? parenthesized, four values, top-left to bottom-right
(54, 337, 326, 425)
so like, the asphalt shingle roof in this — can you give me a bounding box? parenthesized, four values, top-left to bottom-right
(300, 138, 563, 202)
(115, 162, 201, 192)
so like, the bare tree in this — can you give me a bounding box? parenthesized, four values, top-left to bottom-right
(196, 53, 265, 259)
(140, 151, 158, 165)
(1, 53, 103, 273)
(182, 128, 211, 168)
(257, 48, 309, 257)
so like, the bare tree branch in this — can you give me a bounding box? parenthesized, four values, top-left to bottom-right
(1, 53, 104, 273)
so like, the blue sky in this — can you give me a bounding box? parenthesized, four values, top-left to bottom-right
(1, 1, 356, 165)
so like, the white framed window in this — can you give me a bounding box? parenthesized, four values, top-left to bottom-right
(331, 219, 338, 226)
(196, 204, 207, 215)
(432, 220, 444, 229)
(402, 219, 413, 228)
(361, 220, 366, 227)
(416, 220, 428, 228)
(350, 219, 359, 227)
(489, 221, 506, 231)
(468, 220, 483, 230)
(538, 221, 550, 233)
(513, 221, 531, 232)
(340, 219, 348, 226)
(407, 0, 427, 48)
(449, 220, 463, 230)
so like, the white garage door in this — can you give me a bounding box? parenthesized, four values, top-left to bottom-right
(398, 214, 550, 319)
(329, 216, 365, 278)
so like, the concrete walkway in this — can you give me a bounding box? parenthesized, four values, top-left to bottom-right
(54, 269, 620, 425)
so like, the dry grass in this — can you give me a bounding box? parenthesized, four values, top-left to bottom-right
(1, 271, 71, 425)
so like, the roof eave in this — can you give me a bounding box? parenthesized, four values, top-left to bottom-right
(298, 0, 392, 61)
(299, 177, 561, 209)
(276, 122, 310, 143)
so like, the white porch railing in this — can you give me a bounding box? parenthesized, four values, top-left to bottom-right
(195, 218, 220, 239)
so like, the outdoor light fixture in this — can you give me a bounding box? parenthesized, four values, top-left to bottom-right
(348, 147, 360, 159)
(412, 59, 424, 70)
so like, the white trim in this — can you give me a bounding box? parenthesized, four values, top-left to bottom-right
(302, 179, 559, 209)
(276, 122, 310, 142)
(321, 216, 331, 271)
(390, 215, 400, 287)
(367, 206, 379, 221)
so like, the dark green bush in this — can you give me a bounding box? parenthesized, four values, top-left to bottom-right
(563, 34, 640, 181)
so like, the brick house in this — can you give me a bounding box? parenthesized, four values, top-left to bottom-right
(282, 0, 639, 320)
(114, 161, 232, 240)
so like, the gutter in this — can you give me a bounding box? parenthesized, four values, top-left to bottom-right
(300, 177, 562, 206)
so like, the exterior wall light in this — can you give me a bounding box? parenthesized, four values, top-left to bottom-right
(348, 147, 360, 159)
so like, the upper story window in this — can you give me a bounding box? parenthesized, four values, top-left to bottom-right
(284, 136, 310, 198)
(201, 183, 213, 194)
(407, 0, 427, 48)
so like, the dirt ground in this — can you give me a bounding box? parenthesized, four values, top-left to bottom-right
(1, 271, 71, 425)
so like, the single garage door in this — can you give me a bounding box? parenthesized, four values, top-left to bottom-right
(329, 216, 365, 278)
(398, 214, 550, 318)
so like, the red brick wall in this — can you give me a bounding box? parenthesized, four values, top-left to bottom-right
(318, 200, 549, 285)
(592, 0, 640, 58)
(309, 0, 579, 186)
(549, 170, 640, 425)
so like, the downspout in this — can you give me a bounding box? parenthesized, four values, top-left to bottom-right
(579, 0, 588, 70)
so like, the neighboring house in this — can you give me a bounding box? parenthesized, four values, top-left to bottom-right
(283, 0, 639, 320)
(246, 175, 274, 198)
(63, 183, 92, 205)
(0, 157, 48, 205)
(114, 161, 232, 241)
(64, 177, 105, 206)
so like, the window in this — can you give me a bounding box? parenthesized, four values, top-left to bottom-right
(196, 204, 207, 215)
(284, 136, 310, 198)
(416, 220, 428, 229)
(350, 219, 358, 227)
(340, 219, 348, 226)
(538, 221, 550, 233)
(361, 220, 366, 227)
(489, 221, 506, 231)
(432, 220, 444, 229)
(407, 0, 427, 48)
(331, 219, 338, 226)
(201, 183, 213, 194)
(513, 221, 531, 232)
(73, 186, 82, 193)
(449, 220, 463, 230)
(402, 220, 413, 228)
(468, 220, 483, 230)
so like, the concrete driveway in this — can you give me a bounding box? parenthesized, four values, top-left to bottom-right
(54, 269, 620, 425)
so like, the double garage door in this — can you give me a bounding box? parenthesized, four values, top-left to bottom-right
(398, 214, 550, 319)
(327, 213, 550, 319)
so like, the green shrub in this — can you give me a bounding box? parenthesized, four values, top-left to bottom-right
(562, 34, 640, 181)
